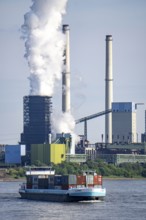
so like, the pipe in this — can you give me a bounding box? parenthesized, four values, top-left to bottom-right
(105, 35, 113, 143)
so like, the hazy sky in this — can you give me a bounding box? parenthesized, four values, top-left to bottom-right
(0, 0, 146, 144)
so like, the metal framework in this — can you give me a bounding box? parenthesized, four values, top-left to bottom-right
(76, 109, 112, 140)
(21, 96, 52, 145)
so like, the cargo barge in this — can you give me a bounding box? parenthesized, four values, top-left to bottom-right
(19, 167, 106, 202)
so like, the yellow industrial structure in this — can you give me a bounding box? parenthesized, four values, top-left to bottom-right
(50, 144, 66, 164)
(31, 143, 65, 165)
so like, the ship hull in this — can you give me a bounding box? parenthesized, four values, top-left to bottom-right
(19, 188, 106, 202)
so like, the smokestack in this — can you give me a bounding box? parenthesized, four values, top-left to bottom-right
(62, 24, 71, 113)
(145, 110, 146, 134)
(105, 35, 113, 143)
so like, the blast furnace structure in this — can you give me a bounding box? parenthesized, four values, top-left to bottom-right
(21, 96, 52, 146)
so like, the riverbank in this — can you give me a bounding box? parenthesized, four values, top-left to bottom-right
(103, 177, 146, 180)
(0, 176, 145, 182)
(1, 161, 146, 181)
(0, 177, 25, 182)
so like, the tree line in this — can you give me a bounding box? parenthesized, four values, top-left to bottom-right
(53, 160, 146, 178)
(2, 160, 146, 179)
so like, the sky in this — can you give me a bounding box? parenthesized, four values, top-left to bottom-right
(0, 0, 146, 144)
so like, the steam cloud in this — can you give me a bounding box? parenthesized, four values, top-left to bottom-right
(52, 111, 79, 145)
(21, 0, 76, 139)
(21, 0, 68, 96)
(52, 112, 75, 134)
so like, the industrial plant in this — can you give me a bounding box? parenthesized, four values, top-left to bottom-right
(0, 23, 146, 166)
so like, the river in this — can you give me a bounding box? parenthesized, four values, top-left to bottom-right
(0, 179, 146, 220)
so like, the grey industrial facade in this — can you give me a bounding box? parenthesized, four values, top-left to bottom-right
(112, 102, 137, 143)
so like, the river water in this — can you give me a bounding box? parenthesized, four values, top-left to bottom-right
(0, 179, 146, 220)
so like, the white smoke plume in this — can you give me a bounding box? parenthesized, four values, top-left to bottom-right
(52, 111, 79, 145)
(52, 112, 75, 134)
(21, 0, 68, 96)
(21, 0, 77, 143)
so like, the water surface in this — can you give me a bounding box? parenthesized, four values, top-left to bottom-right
(0, 180, 146, 220)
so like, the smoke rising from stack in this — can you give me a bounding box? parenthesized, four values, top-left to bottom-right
(21, 0, 76, 139)
(21, 0, 68, 96)
(52, 112, 75, 134)
(53, 24, 76, 138)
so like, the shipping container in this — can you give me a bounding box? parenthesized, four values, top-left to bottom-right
(62, 175, 76, 185)
(32, 176, 38, 184)
(86, 175, 93, 184)
(77, 175, 86, 185)
(54, 175, 62, 186)
(48, 175, 54, 184)
(38, 178, 48, 189)
(38, 178, 48, 184)
(32, 184, 38, 189)
(94, 175, 102, 185)
(27, 183, 32, 189)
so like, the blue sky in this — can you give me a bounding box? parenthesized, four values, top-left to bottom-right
(0, 0, 146, 144)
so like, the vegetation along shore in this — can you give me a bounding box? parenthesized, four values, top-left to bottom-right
(0, 160, 146, 181)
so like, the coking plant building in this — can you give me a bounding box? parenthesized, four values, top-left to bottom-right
(112, 102, 137, 143)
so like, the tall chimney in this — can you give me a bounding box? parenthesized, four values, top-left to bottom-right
(62, 24, 71, 113)
(145, 110, 146, 134)
(105, 35, 113, 143)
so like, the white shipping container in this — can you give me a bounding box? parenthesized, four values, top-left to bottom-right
(69, 175, 76, 184)
(86, 175, 93, 184)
